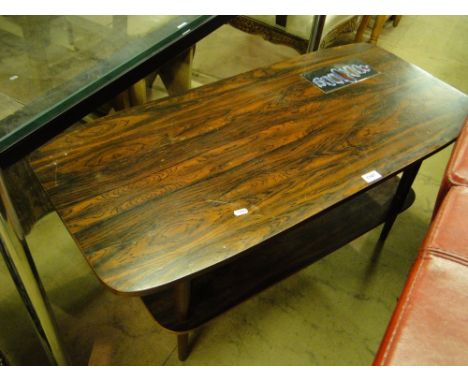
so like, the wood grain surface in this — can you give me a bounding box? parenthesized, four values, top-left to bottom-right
(142, 176, 415, 332)
(29, 43, 468, 295)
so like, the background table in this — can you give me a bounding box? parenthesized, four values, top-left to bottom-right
(0, 15, 231, 365)
(0, 15, 231, 158)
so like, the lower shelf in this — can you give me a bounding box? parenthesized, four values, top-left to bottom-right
(143, 175, 415, 332)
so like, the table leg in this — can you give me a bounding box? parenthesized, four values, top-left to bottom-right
(378, 161, 422, 243)
(128, 79, 147, 106)
(369, 16, 387, 45)
(174, 279, 191, 361)
(0, 170, 69, 365)
(177, 333, 189, 361)
(275, 16, 287, 28)
(393, 16, 402, 27)
(355, 16, 371, 42)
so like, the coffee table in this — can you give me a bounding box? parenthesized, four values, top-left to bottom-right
(29, 43, 468, 361)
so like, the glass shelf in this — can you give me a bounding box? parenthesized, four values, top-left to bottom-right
(0, 15, 218, 155)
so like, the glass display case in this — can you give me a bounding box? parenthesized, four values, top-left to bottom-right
(0, 15, 224, 155)
(0, 15, 228, 365)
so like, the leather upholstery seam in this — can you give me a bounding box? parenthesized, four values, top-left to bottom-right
(447, 174, 468, 187)
(424, 187, 468, 266)
(423, 248, 468, 266)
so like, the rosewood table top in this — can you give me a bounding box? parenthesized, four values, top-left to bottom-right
(29, 43, 468, 296)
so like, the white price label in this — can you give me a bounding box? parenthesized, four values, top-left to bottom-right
(361, 170, 382, 183)
(234, 208, 249, 216)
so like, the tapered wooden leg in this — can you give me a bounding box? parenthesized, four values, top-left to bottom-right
(174, 279, 191, 361)
(378, 161, 421, 243)
(275, 15, 287, 27)
(129, 79, 147, 106)
(159, 46, 195, 96)
(370, 16, 387, 45)
(355, 15, 370, 43)
(112, 90, 131, 110)
(393, 16, 402, 27)
(114, 46, 194, 110)
(113, 79, 147, 111)
(177, 333, 189, 361)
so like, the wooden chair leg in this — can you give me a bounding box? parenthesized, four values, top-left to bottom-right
(112, 79, 147, 110)
(113, 45, 194, 110)
(355, 15, 370, 42)
(159, 46, 195, 96)
(128, 79, 147, 106)
(370, 16, 387, 45)
(112, 90, 131, 110)
(393, 16, 402, 27)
